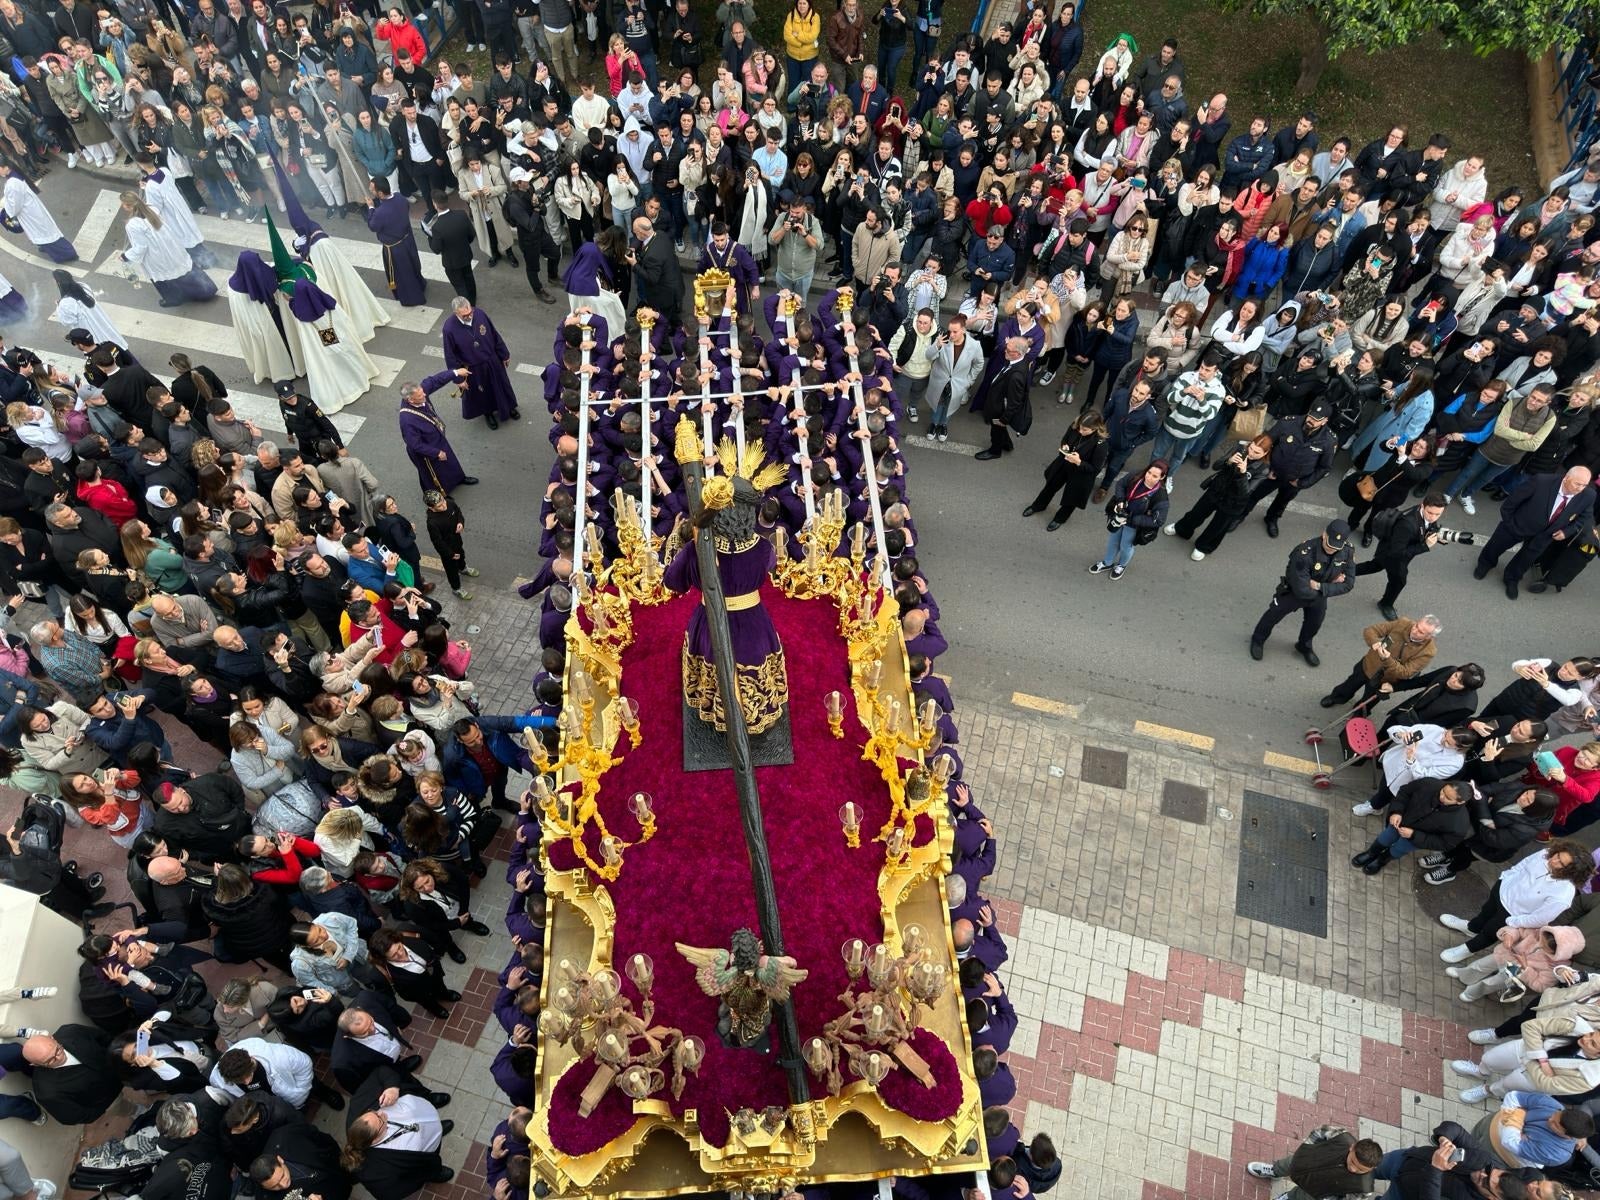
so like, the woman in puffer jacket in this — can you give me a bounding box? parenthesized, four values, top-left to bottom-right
(1446, 923, 1585, 1003)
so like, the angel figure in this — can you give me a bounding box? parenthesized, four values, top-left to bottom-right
(676, 928, 808, 1050)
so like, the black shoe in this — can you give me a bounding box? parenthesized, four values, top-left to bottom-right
(430, 1167, 456, 1184)
(1319, 695, 1340, 708)
(534, 289, 557, 305)
(463, 919, 491, 936)
(430, 1091, 453, 1108)
(1362, 854, 1389, 875)
(1046, 519, 1064, 531)
(508, 408, 521, 420)
(1295, 643, 1321, 668)
(1505, 579, 1519, 600)
(1351, 848, 1378, 868)
(1249, 640, 1264, 661)
(1264, 517, 1280, 538)
(446, 944, 467, 963)
(440, 1118, 454, 1134)
(424, 1004, 450, 1018)
(311, 1082, 346, 1110)
(485, 413, 500, 431)
(1022, 506, 1038, 516)
(460, 475, 480, 485)
(397, 1054, 424, 1074)
(487, 254, 501, 267)
(1472, 563, 1491, 580)
(1197, 452, 1210, 470)
(505, 251, 520, 267)
(1378, 603, 1398, 621)
(974, 449, 1000, 461)
(1360, 530, 1373, 548)
(442, 988, 462, 1001)
(1528, 581, 1551, 593)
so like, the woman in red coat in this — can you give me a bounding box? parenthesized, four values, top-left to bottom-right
(375, 8, 427, 65)
(1541, 742, 1600, 835)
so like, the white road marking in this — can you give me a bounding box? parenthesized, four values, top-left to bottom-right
(73, 191, 128, 264)
(1286, 499, 1342, 520)
(185, 203, 446, 330)
(420, 343, 540, 375)
(88, 298, 407, 389)
(904, 432, 981, 456)
(0, 233, 87, 277)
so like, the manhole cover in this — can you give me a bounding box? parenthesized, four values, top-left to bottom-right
(1160, 780, 1209, 824)
(1236, 790, 1329, 937)
(1080, 746, 1128, 789)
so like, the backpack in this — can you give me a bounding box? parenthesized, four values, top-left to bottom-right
(1370, 505, 1402, 542)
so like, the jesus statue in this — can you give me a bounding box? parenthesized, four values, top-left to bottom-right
(663, 444, 790, 736)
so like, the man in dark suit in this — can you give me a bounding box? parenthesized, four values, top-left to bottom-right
(43, 502, 120, 588)
(20, 1025, 122, 1125)
(975, 337, 1032, 461)
(92, 346, 163, 429)
(1474, 466, 1596, 599)
(631, 214, 683, 329)
(330, 1002, 426, 1094)
(428, 204, 480, 305)
(250, 1123, 353, 1200)
(389, 98, 450, 223)
(344, 1065, 455, 1200)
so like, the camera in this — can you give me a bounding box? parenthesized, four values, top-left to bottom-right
(1434, 528, 1476, 546)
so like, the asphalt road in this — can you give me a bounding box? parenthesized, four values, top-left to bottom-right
(5, 165, 1583, 768)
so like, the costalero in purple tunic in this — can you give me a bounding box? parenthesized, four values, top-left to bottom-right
(440, 306, 518, 422)
(663, 532, 788, 735)
(366, 195, 427, 306)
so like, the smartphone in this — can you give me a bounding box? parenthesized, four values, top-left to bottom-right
(303, 988, 321, 999)
(135, 1028, 150, 1058)
(1534, 750, 1563, 777)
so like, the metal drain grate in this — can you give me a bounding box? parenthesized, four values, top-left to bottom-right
(1079, 746, 1128, 788)
(1236, 789, 1329, 937)
(1160, 780, 1209, 824)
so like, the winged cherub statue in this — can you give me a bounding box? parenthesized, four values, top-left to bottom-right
(676, 928, 809, 1050)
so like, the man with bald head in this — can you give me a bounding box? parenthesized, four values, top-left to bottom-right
(0, 1026, 121, 1124)
(1474, 466, 1596, 600)
(631, 215, 683, 328)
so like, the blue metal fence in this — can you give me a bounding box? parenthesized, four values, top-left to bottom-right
(1555, 36, 1599, 173)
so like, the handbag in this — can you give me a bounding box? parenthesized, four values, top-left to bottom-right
(1229, 406, 1267, 441)
(1354, 474, 1379, 501)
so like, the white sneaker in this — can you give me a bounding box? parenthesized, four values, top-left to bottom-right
(1088, 561, 1110, 574)
(31, 1180, 55, 1200)
(1191, 549, 1207, 561)
(1445, 966, 1463, 979)
(1460, 495, 1476, 516)
(66, 152, 76, 169)
(1162, 523, 1177, 536)
(1459, 1085, 1489, 1103)
(1440, 944, 1472, 963)
(937, 430, 948, 442)
(1440, 914, 1472, 933)
(1351, 800, 1377, 815)
(1246, 1163, 1279, 1181)
(1450, 1059, 1485, 1078)
(1164, 477, 1174, 493)
(1468, 1029, 1503, 1045)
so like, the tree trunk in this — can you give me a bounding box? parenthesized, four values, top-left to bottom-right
(1295, 22, 1330, 93)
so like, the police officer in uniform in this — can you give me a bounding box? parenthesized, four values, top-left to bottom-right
(1249, 519, 1355, 666)
(1241, 400, 1339, 537)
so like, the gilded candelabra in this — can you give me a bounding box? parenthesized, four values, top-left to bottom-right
(539, 954, 705, 1116)
(528, 660, 655, 882)
(801, 929, 949, 1098)
(853, 659, 947, 853)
